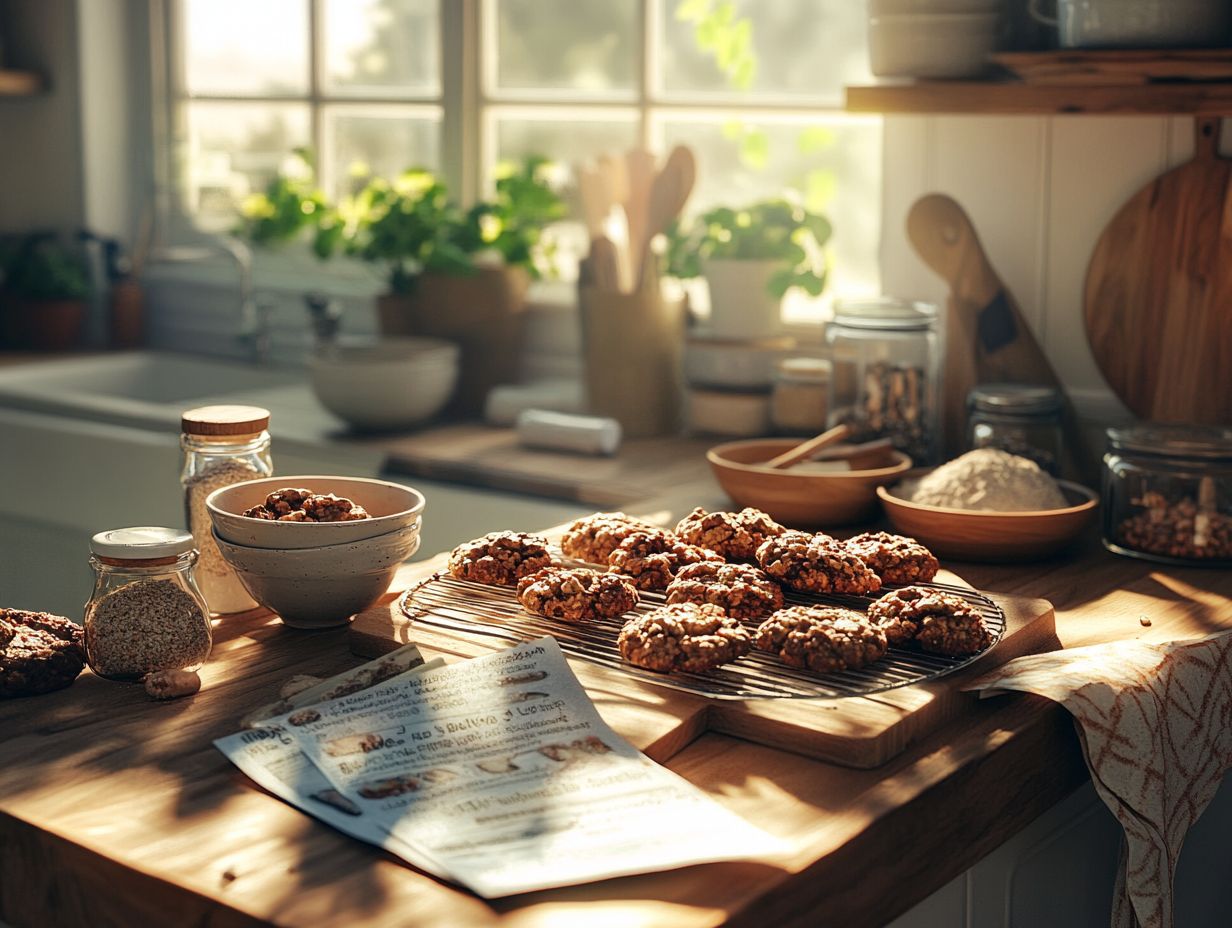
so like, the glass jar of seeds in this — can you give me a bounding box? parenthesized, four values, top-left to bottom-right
(181, 405, 273, 614)
(84, 527, 213, 681)
(825, 298, 940, 465)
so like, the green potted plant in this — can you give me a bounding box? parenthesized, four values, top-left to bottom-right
(329, 158, 564, 415)
(0, 235, 93, 350)
(665, 199, 831, 338)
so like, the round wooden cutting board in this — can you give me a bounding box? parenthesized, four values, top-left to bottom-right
(1084, 117, 1232, 425)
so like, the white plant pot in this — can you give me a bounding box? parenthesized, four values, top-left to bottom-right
(703, 259, 785, 339)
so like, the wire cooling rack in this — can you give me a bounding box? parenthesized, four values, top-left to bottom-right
(398, 567, 1005, 701)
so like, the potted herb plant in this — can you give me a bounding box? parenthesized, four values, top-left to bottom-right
(665, 199, 831, 338)
(328, 158, 565, 415)
(0, 235, 93, 350)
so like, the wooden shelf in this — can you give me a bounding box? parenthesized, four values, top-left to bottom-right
(845, 81, 1232, 115)
(0, 69, 43, 97)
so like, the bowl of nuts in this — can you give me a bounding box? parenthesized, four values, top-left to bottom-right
(212, 520, 422, 628)
(206, 475, 425, 550)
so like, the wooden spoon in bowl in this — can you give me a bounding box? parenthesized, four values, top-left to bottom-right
(765, 424, 852, 470)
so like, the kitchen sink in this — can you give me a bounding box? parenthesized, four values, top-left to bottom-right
(0, 351, 304, 430)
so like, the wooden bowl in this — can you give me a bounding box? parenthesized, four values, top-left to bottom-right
(707, 438, 913, 528)
(877, 478, 1098, 562)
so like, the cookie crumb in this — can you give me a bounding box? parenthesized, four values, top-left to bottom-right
(1139, 615, 1152, 627)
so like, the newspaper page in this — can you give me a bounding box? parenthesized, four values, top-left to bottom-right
(284, 636, 786, 897)
(214, 645, 453, 880)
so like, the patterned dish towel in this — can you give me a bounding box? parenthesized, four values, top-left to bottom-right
(966, 633, 1232, 928)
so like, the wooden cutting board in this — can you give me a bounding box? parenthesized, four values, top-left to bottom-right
(349, 576, 1058, 770)
(1084, 117, 1232, 425)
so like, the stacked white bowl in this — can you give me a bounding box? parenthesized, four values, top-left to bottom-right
(206, 475, 425, 629)
(868, 0, 1003, 79)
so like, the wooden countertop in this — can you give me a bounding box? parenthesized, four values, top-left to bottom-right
(3, 517, 1229, 928)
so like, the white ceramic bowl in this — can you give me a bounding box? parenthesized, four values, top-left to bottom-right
(309, 336, 460, 431)
(213, 522, 420, 629)
(869, 12, 1000, 79)
(207, 475, 425, 550)
(683, 333, 801, 390)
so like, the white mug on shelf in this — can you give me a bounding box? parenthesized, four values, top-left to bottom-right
(1027, 0, 1232, 48)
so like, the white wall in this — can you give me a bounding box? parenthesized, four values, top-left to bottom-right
(879, 113, 1232, 429)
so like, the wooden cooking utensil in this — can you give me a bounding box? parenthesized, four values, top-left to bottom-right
(638, 145, 697, 291)
(810, 437, 899, 471)
(624, 148, 658, 285)
(765, 424, 852, 470)
(587, 235, 621, 291)
(907, 194, 1082, 465)
(1084, 116, 1232, 425)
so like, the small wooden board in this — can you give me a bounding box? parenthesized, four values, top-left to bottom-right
(350, 588, 1057, 769)
(994, 50, 1232, 85)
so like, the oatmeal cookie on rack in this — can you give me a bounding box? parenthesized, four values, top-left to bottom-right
(560, 512, 657, 564)
(755, 530, 881, 595)
(447, 531, 555, 586)
(673, 507, 787, 562)
(517, 567, 639, 622)
(867, 586, 992, 656)
(665, 561, 784, 622)
(617, 602, 751, 673)
(607, 529, 723, 591)
(846, 532, 939, 584)
(754, 605, 888, 673)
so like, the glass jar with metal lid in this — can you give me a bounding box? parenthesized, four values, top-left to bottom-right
(967, 383, 1064, 475)
(84, 526, 212, 680)
(1102, 424, 1232, 567)
(181, 405, 273, 614)
(825, 298, 940, 465)
(771, 357, 831, 435)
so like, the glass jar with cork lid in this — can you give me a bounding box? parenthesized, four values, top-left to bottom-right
(84, 526, 212, 680)
(181, 405, 273, 614)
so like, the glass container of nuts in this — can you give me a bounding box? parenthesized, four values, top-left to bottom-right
(1102, 424, 1232, 567)
(825, 298, 940, 465)
(181, 405, 273, 614)
(84, 527, 213, 681)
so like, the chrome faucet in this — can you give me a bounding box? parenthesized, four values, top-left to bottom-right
(149, 237, 273, 364)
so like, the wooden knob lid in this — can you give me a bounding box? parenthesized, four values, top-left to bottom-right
(181, 404, 271, 436)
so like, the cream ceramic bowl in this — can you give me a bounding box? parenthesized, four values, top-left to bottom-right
(877, 478, 1098, 562)
(868, 11, 999, 78)
(707, 438, 913, 528)
(309, 336, 460, 431)
(207, 475, 425, 550)
(212, 522, 420, 629)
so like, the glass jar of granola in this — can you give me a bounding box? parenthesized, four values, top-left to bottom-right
(1102, 424, 1232, 567)
(84, 527, 212, 680)
(181, 405, 273, 614)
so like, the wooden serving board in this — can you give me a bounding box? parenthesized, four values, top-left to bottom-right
(349, 578, 1057, 770)
(994, 49, 1232, 85)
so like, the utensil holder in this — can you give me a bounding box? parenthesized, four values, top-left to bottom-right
(579, 285, 685, 438)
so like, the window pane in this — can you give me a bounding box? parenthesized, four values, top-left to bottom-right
(182, 0, 309, 96)
(324, 107, 441, 198)
(182, 103, 311, 229)
(655, 115, 881, 319)
(322, 0, 440, 97)
(660, 0, 870, 101)
(490, 110, 640, 277)
(493, 0, 638, 96)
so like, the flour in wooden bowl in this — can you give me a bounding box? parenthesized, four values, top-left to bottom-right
(905, 448, 1068, 512)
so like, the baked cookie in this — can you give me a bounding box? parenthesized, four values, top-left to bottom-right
(0, 609, 86, 698)
(560, 512, 657, 564)
(846, 532, 940, 584)
(447, 531, 555, 586)
(607, 529, 723, 591)
(867, 586, 992, 656)
(755, 531, 882, 595)
(617, 603, 751, 674)
(665, 561, 784, 622)
(754, 606, 888, 673)
(517, 567, 639, 622)
(673, 507, 787, 562)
